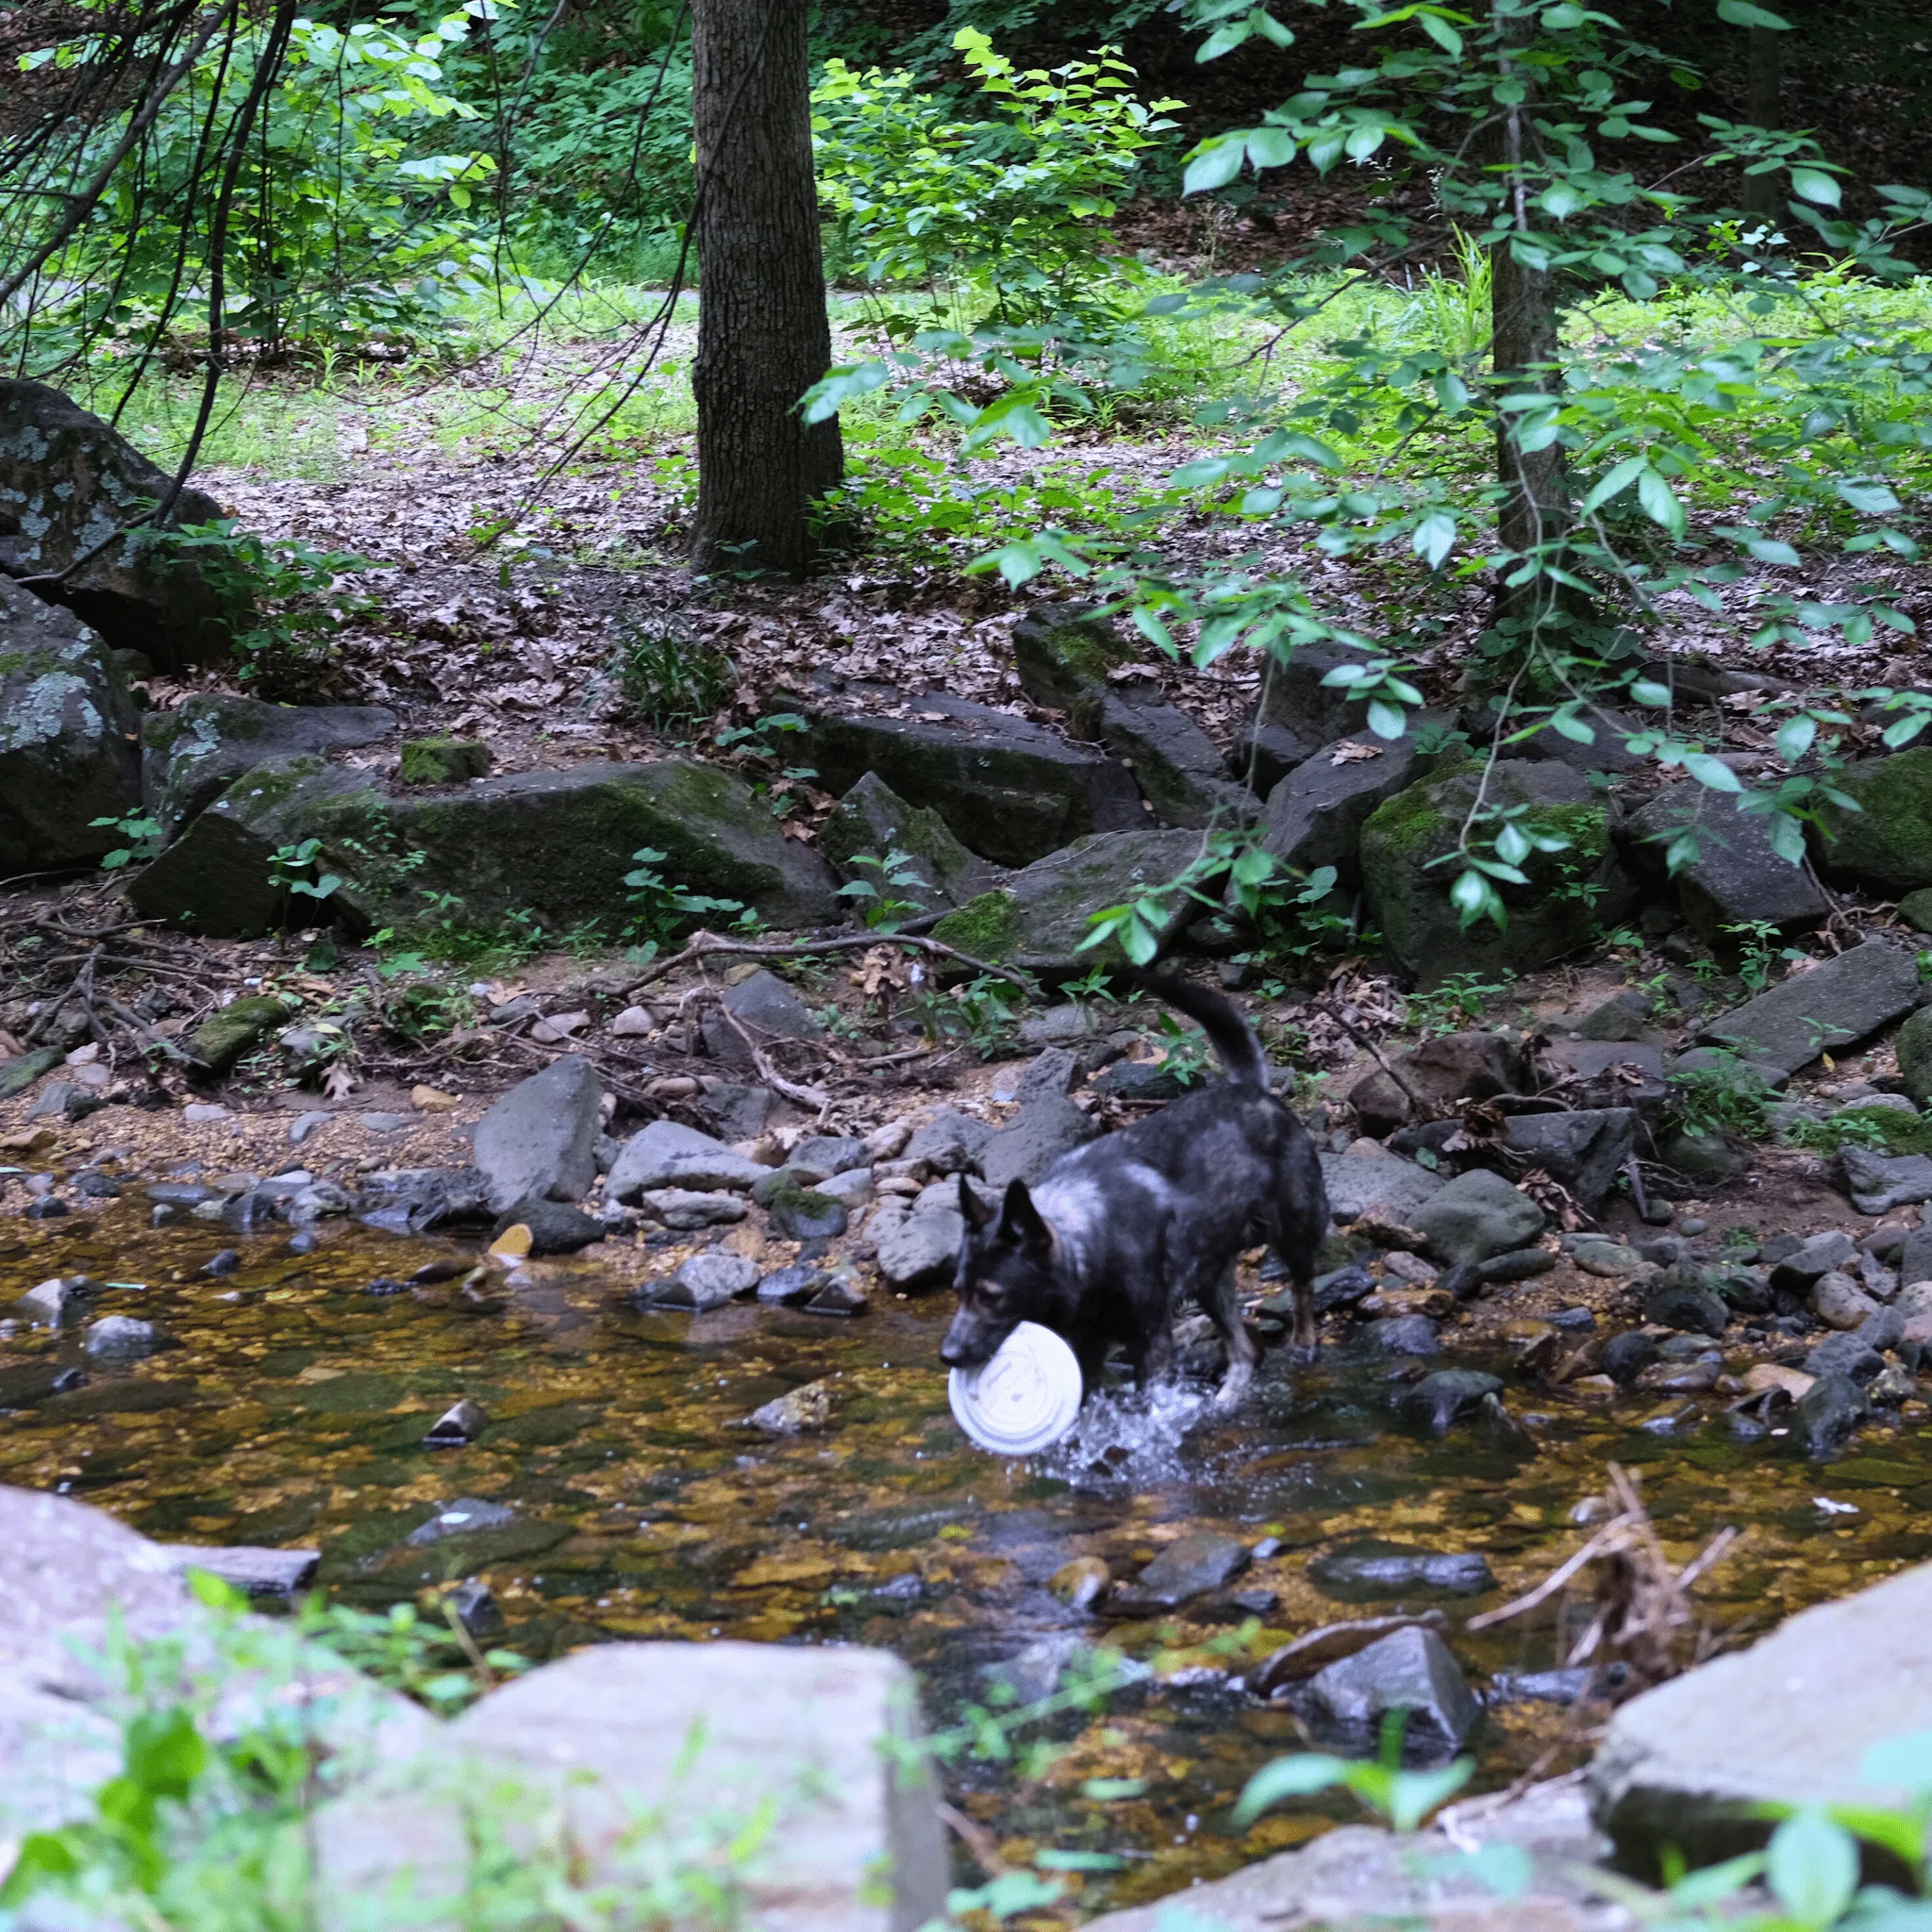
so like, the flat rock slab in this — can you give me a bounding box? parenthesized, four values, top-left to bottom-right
(1320, 1151, 1447, 1226)
(1591, 1558, 1932, 1874)
(1630, 783, 1828, 941)
(314, 1641, 948, 1932)
(1258, 733, 1425, 880)
(1082, 1779, 1607, 1932)
(784, 690, 1144, 867)
(158, 1543, 320, 1598)
(1699, 939, 1924, 1074)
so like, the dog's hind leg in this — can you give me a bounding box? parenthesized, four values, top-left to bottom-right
(1198, 1260, 1257, 1408)
(1129, 1321, 1174, 1392)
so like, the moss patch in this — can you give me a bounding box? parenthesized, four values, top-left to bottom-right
(931, 891, 1023, 962)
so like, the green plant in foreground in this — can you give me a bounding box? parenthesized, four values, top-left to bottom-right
(1402, 973, 1508, 1040)
(266, 839, 341, 906)
(623, 847, 758, 946)
(169, 521, 374, 686)
(612, 618, 733, 732)
(913, 973, 1022, 1058)
(838, 849, 929, 932)
(91, 811, 164, 872)
(1665, 1047, 1778, 1143)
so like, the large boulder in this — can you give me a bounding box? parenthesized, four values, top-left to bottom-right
(1257, 638, 1387, 744)
(1591, 1559, 1932, 1875)
(0, 574, 140, 875)
(783, 690, 1143, 866)
(142, 692, 396, 836)
(1258, 735, 1428, 882)
(0, 377, 232, 667)
(929, 828, 1205, 965)
(0, 1485, 425, 1843)
(1897, 1005, 1932, 1105)
(1011, 608, 1254, 828)
(1812, 747, 1932, 894)
(1320, 1149, 1446, 1225)
(1697, 938, 1924, 1074)
(1410, 1168, 1546, 1264)
(818, 772, 1005, 916)
(1360, 760, 1635, 988)
(1503, 1108, 1637, 1207)
(1629, 783, 1827, 943)
(314, 1642, 947, 1932)
(1348, 1031, 1526, 1137)
(130, 758, 841, 936)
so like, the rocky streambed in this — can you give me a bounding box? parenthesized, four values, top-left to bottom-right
(6, 1106, 1932, 1915)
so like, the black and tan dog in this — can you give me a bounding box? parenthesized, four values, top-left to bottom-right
(940, 974, 1330, 1408)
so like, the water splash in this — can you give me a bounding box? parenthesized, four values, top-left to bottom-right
(1031, 1378, 1214, 1490)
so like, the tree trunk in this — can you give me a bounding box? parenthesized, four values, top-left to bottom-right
(690, 0, 842, 576)
(1489, 0, 1576, 633)
(1742, 25, 1782, 223)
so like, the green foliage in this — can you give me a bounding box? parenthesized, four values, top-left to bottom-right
(837, 849, 929, 932)
(90, 811, 164, 872)
(1665, 1046, 1777, 1141)
(168, 520, 373, 689)
(611, 618, 732, 734)
(622, 847, 758, 946)
(812, 30, 1180, 330)
(1235, 1712, 1475, 1836)
(266, 838, 341, 905)
(1401, 972, 1508, 1039)
(913, 973, 1023, 1057)
(18, 8, 500, 360)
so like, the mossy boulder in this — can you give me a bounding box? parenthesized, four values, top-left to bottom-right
(1900, 888, 1932, 934)
(1359, 759, 1633, 988)
(1812, 748, 1932, 895)
(1892, 1009, 1932, 1106)
(0, 575, 141, 876)
(131, 758, 840, 937)
(188, 994, 295, 1074)
(1010, 606, 1133, 708)
(142, 693, 395, 834)
(931, 828, 1203, 964)
(819, 772, 1005, 915)
(399, 736, 492, 786)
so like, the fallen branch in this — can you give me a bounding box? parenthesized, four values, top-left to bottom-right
(621, 929, 1040, 1000)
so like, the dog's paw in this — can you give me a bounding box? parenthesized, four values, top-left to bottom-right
(1212, 1366, 1255, 1410)
(1287, 1340, 1321, 1368)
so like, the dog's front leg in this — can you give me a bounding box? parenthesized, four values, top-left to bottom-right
(1133, 1323, 1174, 1391)
(1290, 1279, 1318, 1362)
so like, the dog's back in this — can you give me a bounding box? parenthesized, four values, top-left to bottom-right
(942, 974, 1330, 1407)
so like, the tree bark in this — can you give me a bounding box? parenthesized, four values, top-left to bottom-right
(690, 0, 843, 576)
(1742, 25, 1782, 223)
(1489, 0, 1576, 633)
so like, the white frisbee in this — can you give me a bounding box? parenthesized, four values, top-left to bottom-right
(948, 1321, 1083, 1456)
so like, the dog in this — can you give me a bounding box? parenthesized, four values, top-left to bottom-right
(940, 973, 1330, 1409)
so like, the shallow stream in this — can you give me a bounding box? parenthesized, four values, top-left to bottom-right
(5, 1200, 1929, 1916)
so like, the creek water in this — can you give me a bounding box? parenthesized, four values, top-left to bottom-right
(6, 1201, 1930, 1916)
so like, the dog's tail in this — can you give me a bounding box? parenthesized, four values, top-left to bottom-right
(1124, 971, 1270, 1090)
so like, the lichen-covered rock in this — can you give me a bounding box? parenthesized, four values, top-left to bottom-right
(0, 378, 232, 667)
(1812, 748, 1932, 894)
(0, 575, 141, 876)
(1898, 1007, 1932, 1106)
(1360, 759, 1634, 987)
(929, 828, 1203, 964)
(783, 690, 1143, 866)
(142, 692, 396, 834)
(131, 757, 839, 937)
(819, 771, 1005, 916)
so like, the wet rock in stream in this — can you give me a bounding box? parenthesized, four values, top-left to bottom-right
(1308, 1541, 1496, 1602)
(1108, 1532, 1251, 1614)
(1397, 1370, 1504, 1433)
(1301, 1625, 1479, 1756)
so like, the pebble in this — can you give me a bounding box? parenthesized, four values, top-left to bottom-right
(1574, 1242, 1645, 1276)
(182, 1103, 228, 1123)
(1679, 1217, 1708, 1237)
(1812, 1271, 1881, 1331)
(743, 1380, 833, 1434)
(608, 1006, 657, 1038)
(640, 1189, 747, 1230)
(358, 1112, 413, 1133)
(201, 1250, 241, 1277)
(411, 1086, 458, 1111)
(424, 1397, 487, 1445)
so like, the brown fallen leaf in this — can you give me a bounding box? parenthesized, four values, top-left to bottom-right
(1329, 741, 1382, 764)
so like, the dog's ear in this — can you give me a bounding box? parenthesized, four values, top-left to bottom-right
(998, 1178, 1050, 1247)
(958, 1173, 994, 1230)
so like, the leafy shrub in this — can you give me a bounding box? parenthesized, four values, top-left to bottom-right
(812, 29, 1180, 330)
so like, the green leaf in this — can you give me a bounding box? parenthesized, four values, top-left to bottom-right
(1081, 1776, 1150, 1800)
(1629, 678, 1674, 708)
(1716, 0, 1791, 25)
(1036, 1850, 1124, 1872)
(1742, 537, 1802, 566)
(1766, 1810, 1858, 1926)
(1495, 822, 1530, 865)
(1367, 699, 1409, 740)
(1766, 809, 1808, 866)
(1412, 511, 1456, 569)
(1858, 1730, 1932, 1791)
(801, 360, 889, 425)
(1774, 716, 1816, 763)
(1682, 752, 1743, 792)
(1581, 455, 1646, 514)
(1837, 479, 1902, 515)
(1790, 167, 1842, 208)
(1418, 11, 1462, 54)
(1232, 1754, 1346, 1826)
(1183, 135, 1246, 193)
(1246, 126, 1296, 168)
(1637, 466, 1687, 539)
